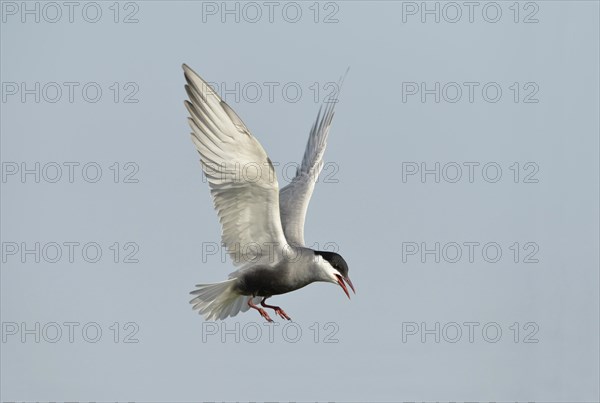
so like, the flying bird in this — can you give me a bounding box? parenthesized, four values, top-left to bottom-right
(183, 64, 353, 322)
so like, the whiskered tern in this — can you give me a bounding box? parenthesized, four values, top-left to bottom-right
(183, 64, 353, 321)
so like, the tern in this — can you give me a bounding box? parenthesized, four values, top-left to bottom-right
(183, 64, 354, 322)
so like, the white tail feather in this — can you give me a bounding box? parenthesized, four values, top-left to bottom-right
(189, 279, 255, 320)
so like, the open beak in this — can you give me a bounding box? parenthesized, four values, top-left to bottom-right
(336, 275, 356, 299)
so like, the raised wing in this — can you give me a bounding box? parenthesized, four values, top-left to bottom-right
(183, 64, 288, 265)
(279, 70, 347, 246)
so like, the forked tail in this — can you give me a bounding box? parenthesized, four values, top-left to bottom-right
(189, 279, 253, 320)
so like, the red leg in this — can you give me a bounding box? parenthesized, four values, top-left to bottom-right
(248, 298, 273, 322)
(261, 298, 291, 320)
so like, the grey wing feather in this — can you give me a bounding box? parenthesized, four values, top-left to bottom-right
(279, 69, 348, 246)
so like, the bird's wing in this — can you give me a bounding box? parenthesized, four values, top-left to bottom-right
(279, 70, 347, 246)
(183, 64, 288, 266)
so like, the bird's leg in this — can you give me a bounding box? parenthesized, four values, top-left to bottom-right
(261, 297, 291, 320)
(248, 298, 273, 322)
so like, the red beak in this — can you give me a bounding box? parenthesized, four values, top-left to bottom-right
(345, 276, 356, 294)
(336, 275, 355, 299)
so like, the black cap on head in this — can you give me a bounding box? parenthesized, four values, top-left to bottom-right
(314, 250, 349, 277)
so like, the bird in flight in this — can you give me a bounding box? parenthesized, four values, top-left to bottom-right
(183, 64, 353, 322)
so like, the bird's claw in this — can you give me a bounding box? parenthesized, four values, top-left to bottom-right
(259, 299, 291, 321)
(258, 308, 273, 322)
(275, 308, 291, 321)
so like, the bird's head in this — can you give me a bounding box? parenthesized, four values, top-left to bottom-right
(314, 250, 355, 298)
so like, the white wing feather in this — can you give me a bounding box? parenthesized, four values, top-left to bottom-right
(183, 64, 288, 265)
(279, 70, 347, 246)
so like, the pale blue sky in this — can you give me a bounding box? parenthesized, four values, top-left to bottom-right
(1, 1, 599, 401)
